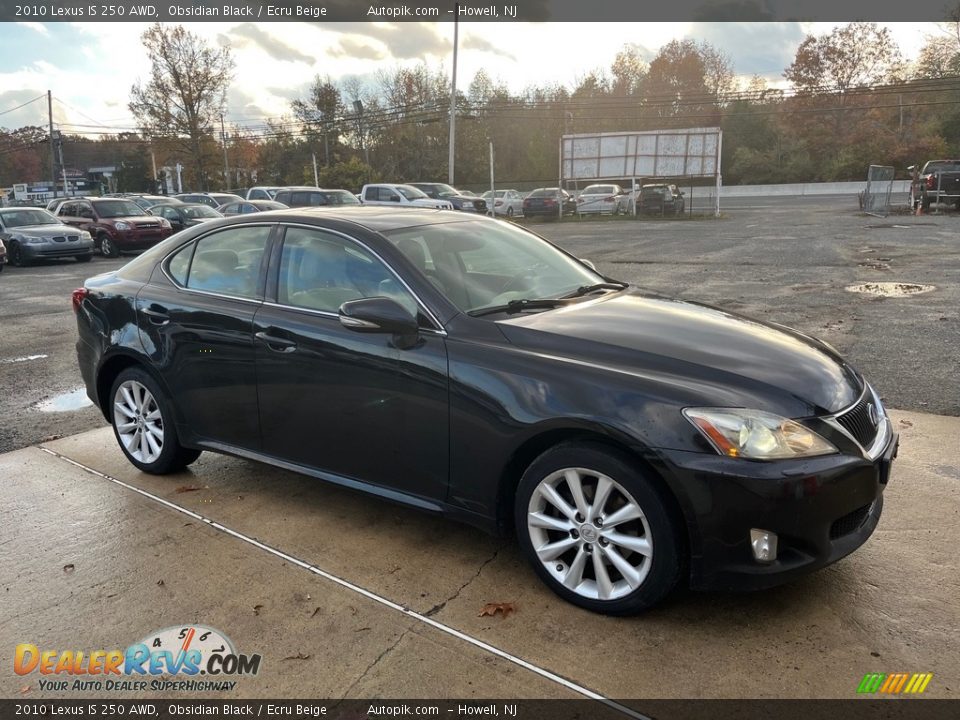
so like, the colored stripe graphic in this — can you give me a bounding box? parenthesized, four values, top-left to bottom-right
(858, 672, 932, 694)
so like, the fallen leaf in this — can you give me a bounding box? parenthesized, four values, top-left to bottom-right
(63, 564, 75, 574)
(20, 685, 31, 694)
(354, 627, 370, 632)
(478, 602, 516, 618)
(871, 651, 881, 658)
(176, 486, 201, 493)
(283, 652, 310, 661)
(41, 434, 63, 442)
(899, 419, 913, 428)
(156, 580, 164, 587)
(253, 604, 263, 616)
(310, 607, 322, 618)
(348, 605, 357, 615)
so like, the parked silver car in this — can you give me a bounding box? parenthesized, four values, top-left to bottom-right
(0, 207, 95, 266)
(577, 184, 627, 215)
(482, 189, 524, 217)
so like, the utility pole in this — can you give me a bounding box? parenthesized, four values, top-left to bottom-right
(312, 152, 319, 187)
(353, 100, 369, 166)
(150, 148, 158, 193)
(488, 140, 495, 216)
(48, 90, 57, 199)
(447, 6, 459, 185)
(220, 114, 230, 190)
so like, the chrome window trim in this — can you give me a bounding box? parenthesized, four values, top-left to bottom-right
(272, 221, 447, 334)
(158, 222, 276, 304)
(822, 384, 891, 461)
(260, 300, 447, 337)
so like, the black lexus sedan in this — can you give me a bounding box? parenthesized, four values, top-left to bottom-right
(73, 208, 897, 614)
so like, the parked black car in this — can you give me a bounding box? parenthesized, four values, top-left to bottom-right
(173, 193, 244, 209)
(273, 187, 359, 208)
(74, 208, 896, 614)
(639, 184, 685, 215)
(219, 200, 289, 216)
(409, 183, 488, 213)
(149, 203, 223, 232)
(0, 207, 95, 265)
(522, 188, 577, 217)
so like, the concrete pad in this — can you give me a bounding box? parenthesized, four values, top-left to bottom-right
(0, 447, 571, 700)
(6, 408, 958, 699)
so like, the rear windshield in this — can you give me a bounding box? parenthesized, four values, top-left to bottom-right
(924, 161, 960, 173)
(529, 189, 558, 198)
(584, 185, 617, 194)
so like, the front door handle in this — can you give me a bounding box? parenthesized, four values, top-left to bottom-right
(255, 331, 297, 353)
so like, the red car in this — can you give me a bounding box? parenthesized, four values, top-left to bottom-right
(57, 197, 173, 257)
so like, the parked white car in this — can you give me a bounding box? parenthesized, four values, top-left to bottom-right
(481, 189, 524, 217)
(360, 184, 453, 209)
(576, 184, 627, 215)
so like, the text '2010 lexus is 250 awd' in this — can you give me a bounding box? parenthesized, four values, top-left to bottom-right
(74, 207, 897, 614)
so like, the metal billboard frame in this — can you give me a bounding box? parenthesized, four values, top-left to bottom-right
(560, 127, 723, 217)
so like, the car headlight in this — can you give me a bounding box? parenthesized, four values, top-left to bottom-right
(79, 231, 92, 241)
(683, 407, 837, 460)
(114, 221, 131, 230)
(462, 201, 473, 208)
(20, 234, 46, 245)
(157, 218, 171, 229)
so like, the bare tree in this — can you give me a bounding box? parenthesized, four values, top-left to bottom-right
(129, 24, 235, 190)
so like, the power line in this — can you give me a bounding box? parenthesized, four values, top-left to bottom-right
(0, 94, 46, 118)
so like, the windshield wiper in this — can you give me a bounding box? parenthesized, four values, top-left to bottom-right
(468, 297, 573, 317)
(563, 281, 629, 298)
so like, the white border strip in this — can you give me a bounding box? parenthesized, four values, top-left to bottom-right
(39, 447, 648, 720)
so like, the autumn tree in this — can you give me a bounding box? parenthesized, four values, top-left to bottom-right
(129, 24, 235, 190)
(292, 75, 346, 167)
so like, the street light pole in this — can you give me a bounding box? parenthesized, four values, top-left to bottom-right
(447, 5, 459, 185)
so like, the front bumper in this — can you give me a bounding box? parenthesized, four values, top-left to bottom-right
(21, 242, 95, 260)
(657, 425, 898, 591)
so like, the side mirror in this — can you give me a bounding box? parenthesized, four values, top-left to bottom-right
(339, 297, 419, 337)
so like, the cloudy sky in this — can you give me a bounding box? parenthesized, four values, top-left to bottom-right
(0, 21, 935, 135)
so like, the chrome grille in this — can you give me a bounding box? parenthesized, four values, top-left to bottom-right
(52, 236, 66, 243)
(836, 393, 879, 447)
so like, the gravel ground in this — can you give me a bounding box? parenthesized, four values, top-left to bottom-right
(0, 198, 956, 454)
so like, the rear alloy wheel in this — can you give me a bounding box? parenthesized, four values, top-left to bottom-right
(506, 206, 514, 218)
(516, 442, 683, 614)
(110, 368, 200, 474)
(100, 234, 120, 258)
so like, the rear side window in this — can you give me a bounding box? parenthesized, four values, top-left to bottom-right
(171, 226, 272, 299)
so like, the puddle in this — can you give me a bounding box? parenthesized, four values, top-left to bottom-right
(845, 282, 935, 297)
(0, 354, 48, 364)
(865, 223, 938, 229)
(858, 261, 890, 270)
(35, 388, 93, 413)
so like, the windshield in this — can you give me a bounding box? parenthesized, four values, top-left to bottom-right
(397, 185, 428, 200)
(383, 219, 603, 315)
(0, 209, 59, 228)
(183, 205, 222, 219)
(584, 185, 617, 195)
(529, 189, 559, 198)
(94, 200, 147, 218)
(925, 161, 960, 172)
(324, 191, 360, 205)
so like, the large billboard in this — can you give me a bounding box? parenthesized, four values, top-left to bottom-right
(561, 127, 721, 180)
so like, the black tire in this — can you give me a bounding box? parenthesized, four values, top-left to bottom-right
(514, 441, 684, 615)
(75, 254, 93, 263)
(8, 242, 28, 267)
(506, 206, 514, 218)
(100, 234, 120, 258)
(109, 367, 201, 474)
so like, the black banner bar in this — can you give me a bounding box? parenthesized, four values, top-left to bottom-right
(0, 0, 959, 23)
(1, 700, 959, 720)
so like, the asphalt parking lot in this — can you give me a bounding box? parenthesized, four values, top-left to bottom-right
(1, 197, 958, 701)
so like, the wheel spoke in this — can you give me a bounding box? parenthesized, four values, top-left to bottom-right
(563, 547, 588, 589)
(129, 428, 143, 460)
(603, 545, 642, 588)
(604, 531, 652, 557)
(143, 430, 161, 459)
(114, 402, 137, 420)
(120, 386, 137, 413)
(536, 536, 578, 562)
(564, 469, 589, 519)
(144, 409, 162, 422)
(538, 483, 577, 521)
(528, 511, 574, 533)
(603, 502, 644, 528)
(592, 548, 614, 600)
(116, 420, 137, 432)
(591, 476, 614, 519)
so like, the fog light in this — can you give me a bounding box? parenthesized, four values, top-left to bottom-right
(750, 529, 778, 563)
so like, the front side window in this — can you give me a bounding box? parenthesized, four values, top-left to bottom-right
(277, 226, 417, 317)
(178, 225, 272, 299)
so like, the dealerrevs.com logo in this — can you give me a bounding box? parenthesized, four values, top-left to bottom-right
(14, 625, 261, 692)
(857, 672, 934, 695)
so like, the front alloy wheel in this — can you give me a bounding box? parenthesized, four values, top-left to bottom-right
(100, 234, 120, 258)
(110, 368, 200, 474)
(516, 442, 683, 614)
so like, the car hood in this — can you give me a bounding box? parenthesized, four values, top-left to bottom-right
(410, 198, 453, 209)
(109, 216, 158, 224)
(495, 289, 862, 417)
(4, 223, 85, 237)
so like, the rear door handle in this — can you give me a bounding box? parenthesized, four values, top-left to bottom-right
(141, 306, 169, 325)
(255, 331, 297, 353)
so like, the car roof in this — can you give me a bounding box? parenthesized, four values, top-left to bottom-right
(257, 205, 480, 232)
